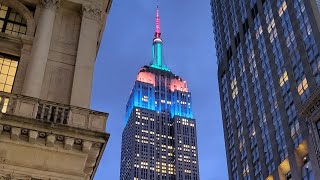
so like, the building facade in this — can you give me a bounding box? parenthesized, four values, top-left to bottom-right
(0, 0, 112, 179)
(120, 6, 199, 180)
(211, 0, 320, 179)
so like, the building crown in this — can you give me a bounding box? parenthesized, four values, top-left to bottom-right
(151, 5, 170, 71)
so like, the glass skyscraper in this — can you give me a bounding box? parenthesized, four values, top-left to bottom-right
(211, 0, 320, 179)
(120, 6, 199, 180)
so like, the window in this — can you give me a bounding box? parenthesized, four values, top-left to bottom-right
(0, 4, 28, 36)
(279, 71, 289, 87)
(0, 54, 18, 93)
(302, 157, 314, 180)
(297, 77, 309, 96)
(0, 53, 18, 112)
(278, 1, 287, 17)
(316, 121, 320, 138)
(286, 171, 292, 180)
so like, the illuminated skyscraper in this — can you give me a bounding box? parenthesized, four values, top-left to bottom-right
(211, 0, 320, 179)
(120, 6, 199, 180)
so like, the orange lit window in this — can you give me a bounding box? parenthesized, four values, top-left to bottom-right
(0, 54, 18, 92)
(278, 1, 287, 17)
(297, 78, 308, 95)
(0, 53, 18, 112)
(279, 71, 289, 87)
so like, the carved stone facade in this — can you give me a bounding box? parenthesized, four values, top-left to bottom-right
(0, 173, 32, 180)
(0, 0, 112, 179)
(40, 0, 61, 10)
(300, 87, 320, 165)
(82, 3, 102, 22)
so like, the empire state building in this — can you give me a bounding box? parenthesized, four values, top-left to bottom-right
(120, 6, 200, 180)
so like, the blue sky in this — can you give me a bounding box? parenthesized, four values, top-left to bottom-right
(91, 0, 228, 179)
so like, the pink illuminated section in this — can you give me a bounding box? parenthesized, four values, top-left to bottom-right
(155, 5, 161, 38)
(171, 78, 188, 92)
(136, 71, 156, 86)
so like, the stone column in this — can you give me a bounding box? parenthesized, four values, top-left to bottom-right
(70, 3, 102, 108)
(22, 0, 60, 98)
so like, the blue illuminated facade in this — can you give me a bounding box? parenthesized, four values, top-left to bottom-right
(125, 66, 193, 124)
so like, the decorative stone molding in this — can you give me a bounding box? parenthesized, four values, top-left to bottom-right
(64, 137, 74, 150)
(83, 147, 101, 177)
(82, 141, 93, 153)
(299, 88, 320, 166)
(299, 87, 320, 117)
(40, 0, 61, 10)
(46, 134, 55, 147)
(0, 174, 31, 180)
(0, 122, 106, 179)
(28, 130, 38, 144)
(82, 3, 102, 22)
(1, 122, 105, 153)
(11, 127, 21, 141)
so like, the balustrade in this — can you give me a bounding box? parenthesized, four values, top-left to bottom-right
(0, 91, 107, 132)
(36, 102, 69, 124)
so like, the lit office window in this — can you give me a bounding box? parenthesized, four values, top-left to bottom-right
(0, 4, 27, 36)
(279, 71, 289, 87)
(297, 78, 309, 96)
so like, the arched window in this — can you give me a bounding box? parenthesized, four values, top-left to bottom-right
(0, 4, 31, 36)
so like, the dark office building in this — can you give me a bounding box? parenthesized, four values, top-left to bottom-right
(211, 0, 320, 179)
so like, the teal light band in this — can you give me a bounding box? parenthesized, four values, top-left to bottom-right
(157, 43, 162, 66)
(151, 41, 170, 71)
(152, 45, 155, 61)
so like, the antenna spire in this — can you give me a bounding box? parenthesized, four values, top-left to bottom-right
(150, 4, 169, 71)
(155, 5, 161, 38)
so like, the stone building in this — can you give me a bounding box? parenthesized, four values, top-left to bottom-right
(211, 0, 320, 179)
(0, 0, 112, 179)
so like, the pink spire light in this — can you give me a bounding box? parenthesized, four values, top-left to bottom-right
(155, 5, 161, 38)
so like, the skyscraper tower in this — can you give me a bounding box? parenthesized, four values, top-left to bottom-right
(120, 6, 199, 180)
(211, 0, 320, 179)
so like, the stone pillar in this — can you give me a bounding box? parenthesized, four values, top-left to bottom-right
(70, 3, 102, 108)
(22, 0, 60, 98)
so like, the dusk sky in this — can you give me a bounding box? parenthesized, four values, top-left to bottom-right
(90, 0, 228, 179)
